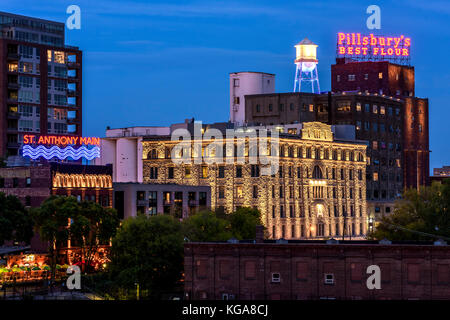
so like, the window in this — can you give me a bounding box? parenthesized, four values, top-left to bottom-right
(236, 186, 243, 198)
(236, 166, 242, 178)
(185, 167, 191, 178)
(373, 105, 378, 114)
(149, 167, 158, 179)
(271, 273, 280, 283)
(168, 167, 174, 179)
(364, 73, 368, 80)
(13, 178, 18, 188)
(378, 72, 383, 79)
(336, 75, 340, 82)
(356, 102, 361, 112)
(324, 274, 334, 285)
(26, 177, 31, 187)
(251, 165, 259, 177)
(233, 79, 240, 87)
(218, 186, 225, 199)
(348, 74, 355, 81)
(256, 104, 260, 112)
(373, 172, 379, 181)
(253, 185, 258, 198)
(380, 106, 385, 115)
(218, 166, 225, 178)
(309, 104, 314, 112)
(365, 103, 370, 112)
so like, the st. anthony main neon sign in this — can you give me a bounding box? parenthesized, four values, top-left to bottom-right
(22, 134, 101, 161)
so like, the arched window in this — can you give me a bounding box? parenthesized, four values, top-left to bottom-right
(147, 149, 157, 159)
(312, 165, 323, 179)
(357, 152, 364, 162)
(315, 148, 320, 159)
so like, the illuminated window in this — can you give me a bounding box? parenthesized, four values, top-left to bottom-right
(236, 186, 243, 198)
(380, 106, 385, 115)
(378, 72, 383, 79)
(356, 102, 361, 112)
(418, 124, 422, 132)
(47, 50, 52, 62)
(372, 141, 378, 150)
(201, 166, 208, 178)
(309, 104, 314, 112)
(373, 172, 379, 181)
(53, 51, 65, 64)
(8, 63, 18, 72)
(185, 166, 191, 178)
(373, 105, 378, 114)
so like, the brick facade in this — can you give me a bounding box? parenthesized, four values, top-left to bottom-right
(185, 241, 450, 300)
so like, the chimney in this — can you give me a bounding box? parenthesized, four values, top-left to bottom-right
(255, 225, 264, 243)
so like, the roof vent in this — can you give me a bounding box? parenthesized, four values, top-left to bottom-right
(434, 239, 447, 246)
(379, 238, 392, 245)
(326, 238, 339, 244)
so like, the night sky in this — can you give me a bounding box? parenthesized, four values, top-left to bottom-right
(2, 0, 449, 173)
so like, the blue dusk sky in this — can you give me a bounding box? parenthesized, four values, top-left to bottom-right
(2, 0, 449, 172)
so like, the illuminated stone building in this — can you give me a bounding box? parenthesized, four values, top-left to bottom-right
(142, 122, 368, 239)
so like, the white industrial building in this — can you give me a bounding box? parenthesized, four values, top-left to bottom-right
(229, 71, 275, 126)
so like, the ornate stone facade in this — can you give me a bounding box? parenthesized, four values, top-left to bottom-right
(142, 123, 367, 239)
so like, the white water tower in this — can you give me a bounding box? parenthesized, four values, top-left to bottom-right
(293, 38, 320, 93)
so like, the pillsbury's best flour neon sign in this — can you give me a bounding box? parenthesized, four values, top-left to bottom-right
(22, 135, 100, 160)
(336, 32, 411, 65)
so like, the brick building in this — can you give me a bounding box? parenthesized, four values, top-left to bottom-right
(0, 163, 113, 208)
(331, 59, 429, 189)
(0, 11, 82, 162)
(184, 239, 450, 300)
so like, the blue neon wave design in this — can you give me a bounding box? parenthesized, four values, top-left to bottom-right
(22, 145, 100, 160)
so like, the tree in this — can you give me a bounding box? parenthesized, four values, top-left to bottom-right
(31, 196, 120, 279)
(69, 200, 119, 272)
(109, 215, 184, 297)
(0, 192, 33, 245)
(182, 210, 232, 242)
(370, 181, 450, 241)
(31, 196, 80, 281)
(228, 207, 263, 240)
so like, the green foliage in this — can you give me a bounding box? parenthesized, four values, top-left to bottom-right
(0, 192, 34, 245)
(182, 207, 264, 241)
(370, 181, 450, 241)
(228, 207, 262, 240)
(31, 195, 119, 274)
(182, 210, 232, 242)
(109, 215, 184, 294)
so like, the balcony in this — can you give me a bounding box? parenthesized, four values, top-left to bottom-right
(7, 53, 19, 60)
(7, 112, 20, 119)
(7, 82, 19, 90)
(67, 61, 80, 69)
(7, 141, 20, 149)
(67, 89, 78, 97)
(67, 117, 79, 124)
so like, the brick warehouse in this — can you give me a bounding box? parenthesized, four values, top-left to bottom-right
(184, 239, 450, 300)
